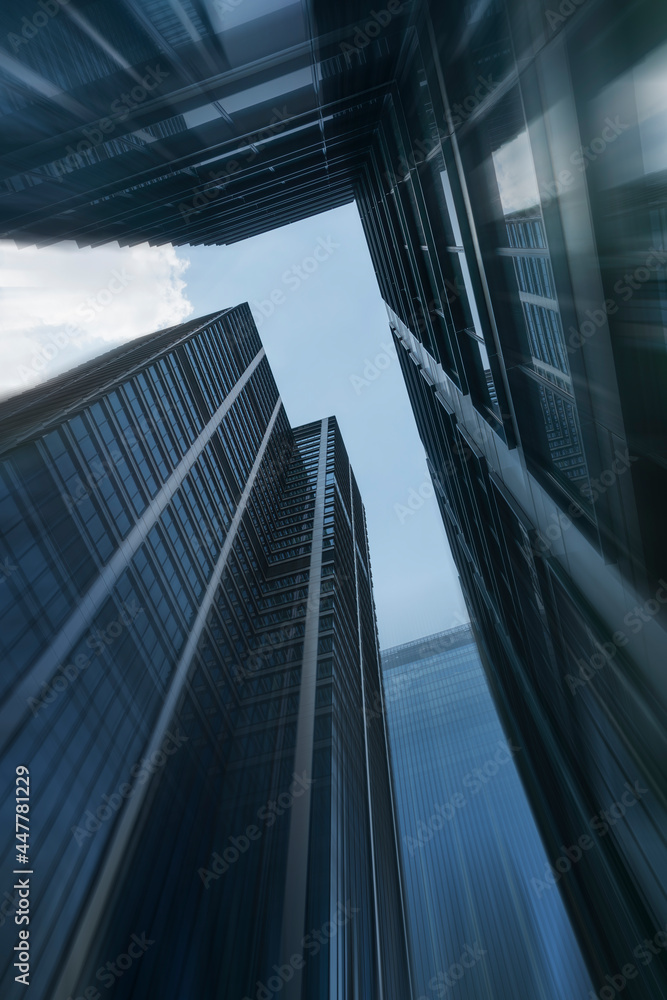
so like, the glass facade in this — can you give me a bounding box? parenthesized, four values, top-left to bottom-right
(1, 1, 666, 993)
(382, 626, 592, 1000)
(0, 306, 410, 1000)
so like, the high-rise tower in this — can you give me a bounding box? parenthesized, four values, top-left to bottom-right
(0, 305, 410, 1000)
(382, 625, 592, 1000)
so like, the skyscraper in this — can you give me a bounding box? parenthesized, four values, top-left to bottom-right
(0, 305, 410, 999)
(1, 0, 666, 992)
(382, 624, 592, 1000)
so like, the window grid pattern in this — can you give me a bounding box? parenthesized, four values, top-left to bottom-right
(383, 628, 593, 1000)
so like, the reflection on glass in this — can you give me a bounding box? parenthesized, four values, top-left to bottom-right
(382, 626, 593, 1000)
(489, 131, 590, 496)
(492, 130, 541, 217)
(538, 385, 588, 488)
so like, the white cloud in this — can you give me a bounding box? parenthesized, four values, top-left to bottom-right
(0, 240, 193, 396)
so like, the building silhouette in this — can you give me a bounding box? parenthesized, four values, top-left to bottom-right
(0, 306, 410, 1000)
(382, 625, 592, 1000)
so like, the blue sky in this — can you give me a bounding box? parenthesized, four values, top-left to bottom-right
(0, 201, 467, 647)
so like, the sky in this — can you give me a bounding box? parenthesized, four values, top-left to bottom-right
(0, 202, 468, 648)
